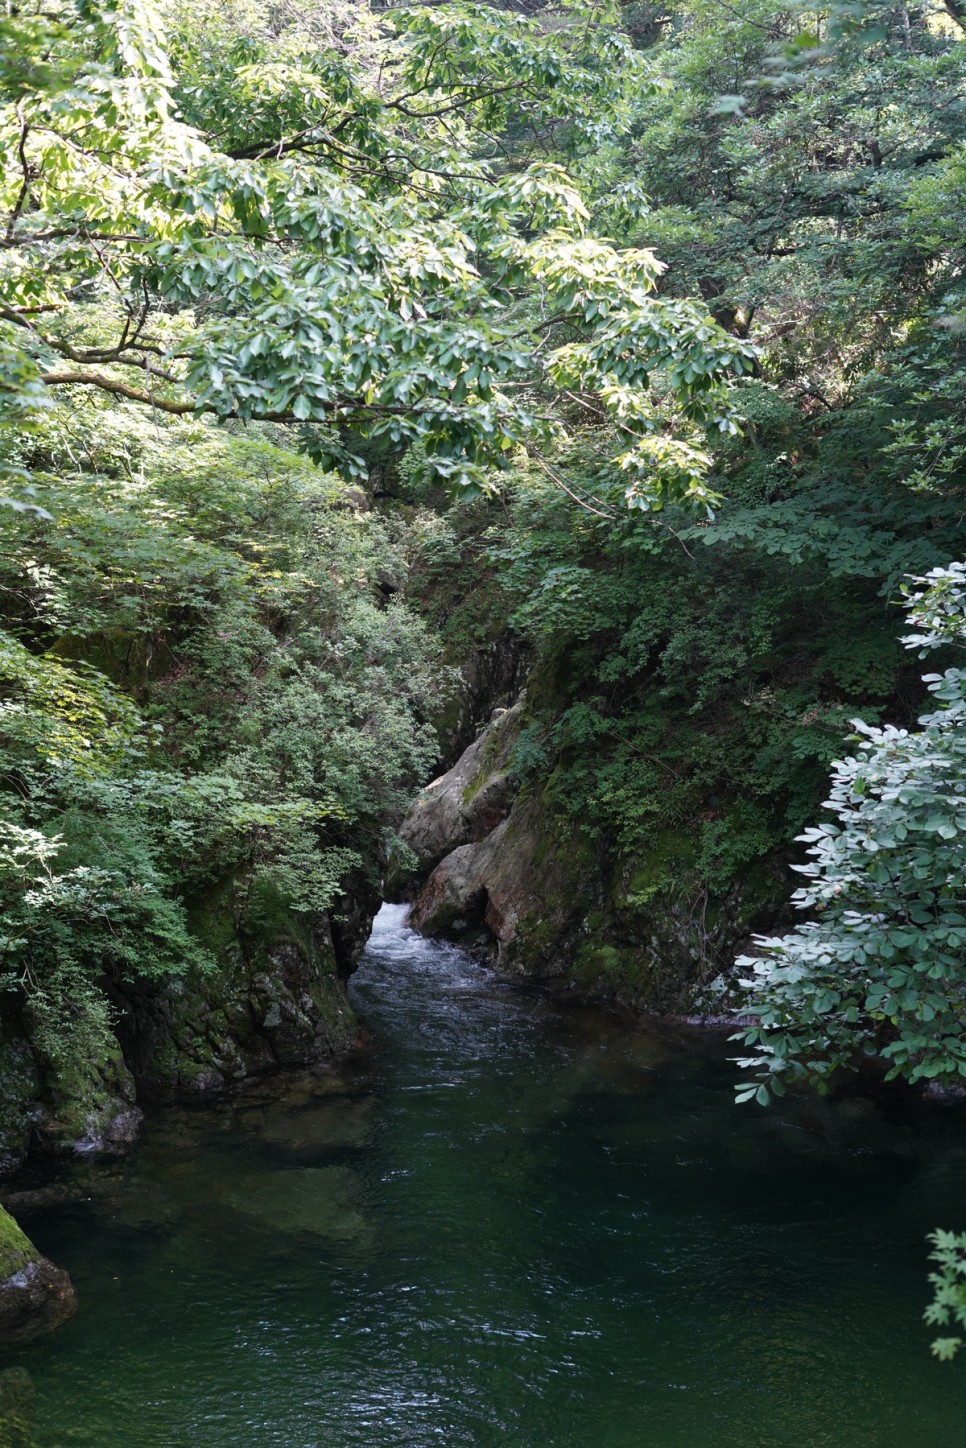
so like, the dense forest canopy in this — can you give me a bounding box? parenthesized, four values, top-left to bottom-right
(1, 0, 965, 1364)
(0, 0, 755, 506)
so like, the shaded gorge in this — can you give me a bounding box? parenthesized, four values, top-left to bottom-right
(4, 904, 966, 1446)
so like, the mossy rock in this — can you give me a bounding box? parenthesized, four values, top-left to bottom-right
(0, 1030, 39, 1178)
(0, 1209, 34, 1283)
(32, 1040, 140, 1161)
(0, 1208, 76, 1348)
(123, 872, 357, 1102)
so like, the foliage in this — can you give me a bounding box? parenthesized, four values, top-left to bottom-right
(0, 0, 756, 510)
(624, 0, 966, 526)
(0, 632, 142, 778)
(0, 819, 204, 1071)
(0, 399, 447, 1067)
(733, 564, 966, 1100)
(926, 1229, 966, 1361)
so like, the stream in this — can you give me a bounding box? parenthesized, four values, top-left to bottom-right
(6, 903, 966, 1446)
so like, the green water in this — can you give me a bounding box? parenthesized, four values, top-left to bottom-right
(5, 904, 966, 1446)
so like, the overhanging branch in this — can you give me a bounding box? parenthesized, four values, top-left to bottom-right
(40, 370, 198, 413)
(38, 369, 473, 426)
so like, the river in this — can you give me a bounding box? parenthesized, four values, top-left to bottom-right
(6, 903, 966, 1446)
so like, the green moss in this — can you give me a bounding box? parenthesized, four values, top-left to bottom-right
(461, 769, 487, 805)
(0, 1208, 37, 1281)
(574, 944, 623, 980)
(621, 829, 699, 908)
(186, 876, 240, 961)
(41, 1043, 133, 1148)
(0, 1029, 38, 1170)
(572, 943, 655, 996)
(308, 976, 357, 1051)
(515, 910, 560, 958)
(189, 871, 339, 978)
(242, 874, 316, 966)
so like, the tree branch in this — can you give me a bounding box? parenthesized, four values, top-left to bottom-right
(37, 369, 475, 425)
(39, 371, 198, 413)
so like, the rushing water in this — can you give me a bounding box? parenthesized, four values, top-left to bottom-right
(5, 903, 966, 1446)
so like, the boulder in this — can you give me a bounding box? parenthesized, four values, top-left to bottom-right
(398, 699, 523, 875)
(405, 747, 790, 1012)
(0, 1207, 76, 1348)
(408, 795, 579, 964)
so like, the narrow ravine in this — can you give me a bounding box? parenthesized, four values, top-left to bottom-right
(7, 905, 966, 1447)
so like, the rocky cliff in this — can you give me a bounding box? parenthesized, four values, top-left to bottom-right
(0, 875, 371, 1180)
(397, 700, 789, 1010)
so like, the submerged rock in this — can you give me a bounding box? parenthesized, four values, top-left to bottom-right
(0, 1185, 76, 1217)
(244, 1096, 377, 1155)
(85, 1175, 180, 1232)
(0, 1206, 76, 1348)
(0, 1366, 36, 1448)
(223, 1166, 369, 1244)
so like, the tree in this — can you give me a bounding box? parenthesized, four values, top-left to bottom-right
(732, 563, 966, 1358)
(0, 0, 754, 511)
(733, 562, 966, 1098)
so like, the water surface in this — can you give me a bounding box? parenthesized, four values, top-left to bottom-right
(6, 904, 966, 1446)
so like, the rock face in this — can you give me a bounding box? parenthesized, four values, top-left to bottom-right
(401, 703, 790, 1010)
(0, 1207, 76, 1348)
(397, 701, 522, 878)
(112, 874, 359, 1106)
(434, 632, 530, 763)
(0, 873, 372, 1177)
(409, 793, 576, 952)
(403, 701, 584, 961)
